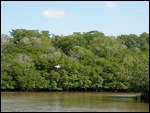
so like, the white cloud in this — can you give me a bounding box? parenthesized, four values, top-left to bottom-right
(120, 16, 129, 20)
(105, 1, 117, 8)
(136, 9, 143, 13)
(43, 9, 67, 19)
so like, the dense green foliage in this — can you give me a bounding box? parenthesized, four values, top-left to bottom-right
(1, 29, 149, 100)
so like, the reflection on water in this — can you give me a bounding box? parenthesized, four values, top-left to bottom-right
(1, 92, 149, 112)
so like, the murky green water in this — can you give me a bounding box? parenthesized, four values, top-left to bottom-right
(1, 92, 149, 112)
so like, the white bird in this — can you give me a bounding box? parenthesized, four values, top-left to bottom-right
(55, 64, 60, 69)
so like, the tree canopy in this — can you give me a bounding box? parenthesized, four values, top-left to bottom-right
(1, 29, 149, 100)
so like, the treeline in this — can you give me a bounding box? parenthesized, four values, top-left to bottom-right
(1, 29, 149, 101)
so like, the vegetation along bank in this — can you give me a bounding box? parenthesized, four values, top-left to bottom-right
(1, 29, 149, 102)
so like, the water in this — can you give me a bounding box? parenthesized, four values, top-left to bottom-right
(1, 92, 149, 112)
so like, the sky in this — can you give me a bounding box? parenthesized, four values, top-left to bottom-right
(1, 1, 149, 37)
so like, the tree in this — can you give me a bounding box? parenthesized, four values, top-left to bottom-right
(1, 29, 149, 98)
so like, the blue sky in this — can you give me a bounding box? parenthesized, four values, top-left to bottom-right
(1, 1, 149, 36)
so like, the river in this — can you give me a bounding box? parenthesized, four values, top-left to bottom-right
(1, 92, 149, 112)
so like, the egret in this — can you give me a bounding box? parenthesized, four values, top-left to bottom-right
(55, 64, 60, 69)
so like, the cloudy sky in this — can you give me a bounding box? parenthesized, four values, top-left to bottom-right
(1, 1, 149, 36)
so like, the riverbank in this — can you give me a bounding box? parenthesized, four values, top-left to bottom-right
(1, 87, 128, 92)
